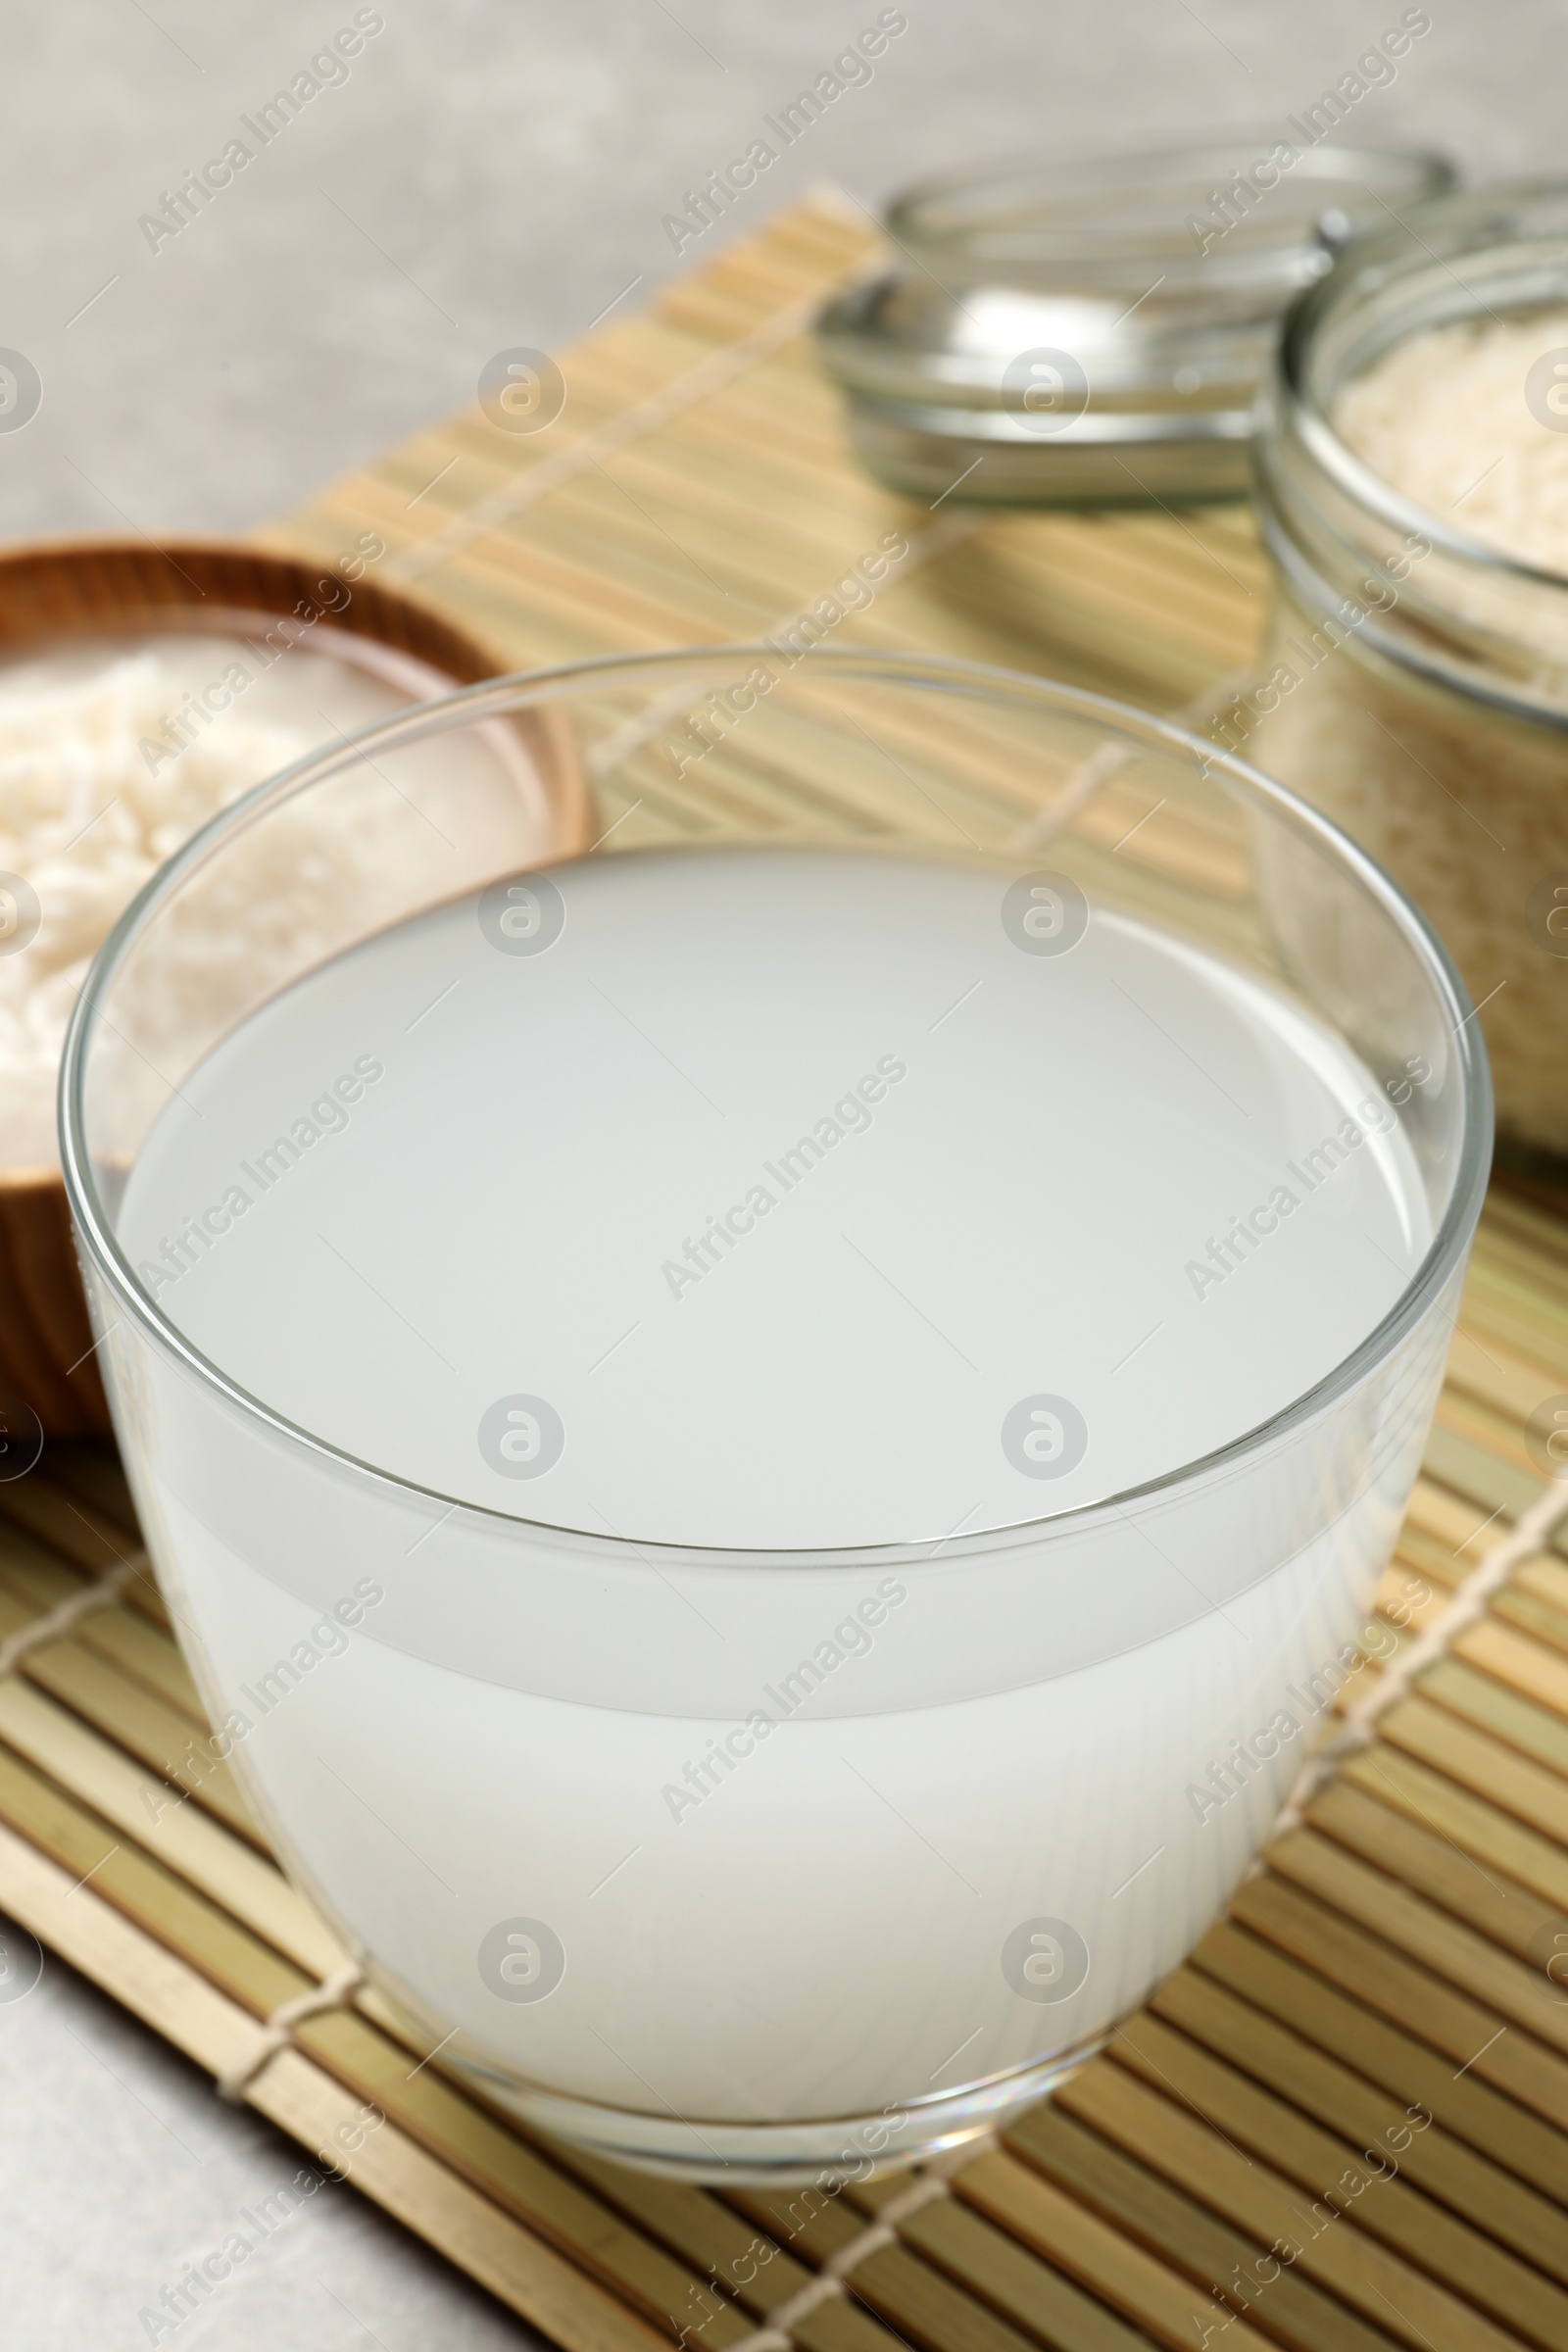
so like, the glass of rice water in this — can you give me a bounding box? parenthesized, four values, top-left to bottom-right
(60, 649, 1490, 2181)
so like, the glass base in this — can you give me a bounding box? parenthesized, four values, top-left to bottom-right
(445, 2030, 1110, 2185)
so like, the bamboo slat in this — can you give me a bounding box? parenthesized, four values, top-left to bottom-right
(1144, 1969, 1568, 2292)
(1189, 1912, 1568, 2201)
(1002, 2106, 1403, 2352)
(4, 196, 1568, 2352)
(1050, 2057, 1527, 2352)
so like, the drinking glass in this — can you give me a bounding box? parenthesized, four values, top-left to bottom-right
(60, 648, 1490, 2181)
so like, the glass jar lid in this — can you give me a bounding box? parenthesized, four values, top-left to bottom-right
(817, 139, 1456, 507)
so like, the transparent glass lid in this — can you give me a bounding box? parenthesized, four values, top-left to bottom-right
(818, 139, 1456, 506)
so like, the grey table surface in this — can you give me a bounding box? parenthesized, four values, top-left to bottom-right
(0, 0, 1560, 2343)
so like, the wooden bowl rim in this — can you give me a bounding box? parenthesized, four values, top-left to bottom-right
(0, 532, 509, 680)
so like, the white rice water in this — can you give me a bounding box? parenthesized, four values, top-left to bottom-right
(106, 845, 1442, 2151)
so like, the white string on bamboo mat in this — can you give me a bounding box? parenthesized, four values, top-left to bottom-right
(385, 271, 859, 592)
(1264, 1471, 1568, 1847)
(722, 2133, 999, 2352)
(580, 508, 983, 791)
(0, 1553, 142, 1681)
(1004, 668, 1260, 860)
(216, 1958, 368, 2104)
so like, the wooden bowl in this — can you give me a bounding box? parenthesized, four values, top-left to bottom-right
(0, 538, 593, 1438)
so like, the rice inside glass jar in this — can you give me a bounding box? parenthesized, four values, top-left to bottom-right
(1247, 181, 1568, 1164)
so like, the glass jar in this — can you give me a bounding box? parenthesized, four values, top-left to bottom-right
(1250, 180, 1568, 1167)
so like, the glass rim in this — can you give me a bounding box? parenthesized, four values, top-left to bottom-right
(1272, 175, 1568, 595)
(58, 643, 1493, 1568)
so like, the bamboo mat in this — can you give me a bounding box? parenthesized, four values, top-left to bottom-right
(3, 198, 1568, 2352)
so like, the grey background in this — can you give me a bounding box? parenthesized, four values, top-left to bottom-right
(0, 0, 1557, 2342)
